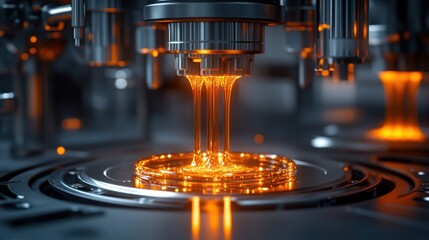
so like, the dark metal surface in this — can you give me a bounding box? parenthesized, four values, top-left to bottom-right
(1, 145, 429, 239)
(144, 1, 283, 23)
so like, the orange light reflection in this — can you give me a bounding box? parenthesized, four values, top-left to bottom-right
(192, 197, 200, 240)
(223, 197, 232, 240)
(61, 117, 82, 130)
(56, 146, 66, 155)
(191, 197, 233, 240)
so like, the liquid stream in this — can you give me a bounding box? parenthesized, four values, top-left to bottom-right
(135, 75, 296, 194)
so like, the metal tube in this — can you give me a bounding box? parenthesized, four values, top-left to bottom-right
(71, 0, 85, 46)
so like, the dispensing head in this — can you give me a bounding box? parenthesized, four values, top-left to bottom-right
(144, 0, 284, 76)
(315, 0, 368, 81)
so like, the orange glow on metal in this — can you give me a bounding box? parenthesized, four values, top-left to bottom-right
(223, 197, 232, 240)
(0, 30, 4, 37)
(321, 70, 330, 77)
(348, 63, 355, 81)
(368, 71, 425, 141)
(206, 201, 220, 240)
(140, 48, 149, 54)
(323, 107, 360, 124)
(56, 146, 66, 155)
(300, 48, 312, 58)
(192, 58, 202, 63)
(152, 50, 159, 57)
(353, 22, 357, 37)
(111, 44, 118, 63)
(61, 118, 82, 130)
(30, 36, 37, 43)
(197, 49, 211, 54)
(191, 197, 233, 240)
(318, 23, 330, 32)
(191, 197, 200, 240)
(44, 21, 65, 31)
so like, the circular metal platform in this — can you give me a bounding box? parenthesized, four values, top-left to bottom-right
(38, 154, 395, 209)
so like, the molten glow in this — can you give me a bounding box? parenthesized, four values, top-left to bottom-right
(186, 75, 241, 169)
(134, 75, 297, 194)
(368, 71, 424, 141)
(56, 146, 66, 155)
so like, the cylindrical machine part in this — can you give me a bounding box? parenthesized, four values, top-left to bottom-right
(42, 4, 72, 25)
(144, 0, 283, 76)
(71, 0, 85, 46)
(284, 0, 315, 88)
(84, 0, 132, 67)
(136, 25, 166, 89)
(167, 21, 263, 76)
(315, 0, 368, 81)
(377, 0, 429, 72)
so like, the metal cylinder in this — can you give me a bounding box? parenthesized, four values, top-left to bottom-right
(144, 0, 284, 23)
(167, 21, 263, 76)
(315, 0, 368, 80)
(75, 0, 133, 67)
(71, 0, 85, 46)
(379, 0, 429, 72)
(284, 0, 315, 88)
(144, 0, 283, 76)
(136, 25, 166, 89)
(167, 21, 264, 54)
(85, 11, 131, 67)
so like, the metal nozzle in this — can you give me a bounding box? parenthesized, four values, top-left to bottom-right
(315, 0, 368, 80)
(71, 0, 85, 47)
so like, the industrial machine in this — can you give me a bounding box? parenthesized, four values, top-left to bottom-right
(1, 0, 428, 239)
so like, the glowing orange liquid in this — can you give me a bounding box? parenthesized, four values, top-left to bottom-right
(368, 71, 424, 141)
(134, 75, 296, 194)
(187, 75, 241, 168)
